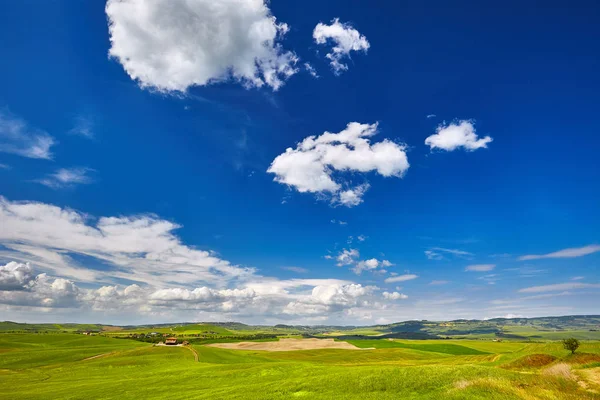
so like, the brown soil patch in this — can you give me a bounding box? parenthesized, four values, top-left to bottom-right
(504, 354, 557, 369)
(101, 326, 123, 332)
(567, 353, 600, 365)
(207, 338, 360, 352)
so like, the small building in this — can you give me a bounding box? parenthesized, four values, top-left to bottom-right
(165, 337, 178, 345)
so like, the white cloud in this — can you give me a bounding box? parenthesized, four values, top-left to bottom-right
(425, 120, 492, 151)
(484, 314, 524, 320)
(335, 248, 360, 266)
(357, 235, 367, 242)
(283, 283, 374, 315)
(465, 264, 495, 272)
(351, 258, 393, 275)
(519, 282, 600, 293)
(425, 247, 473, 260)
(0, 196, 251, 287)
(313, 18, 369, 74)
(352, 258, 379, 274)
(35, 167, 95, 189)
(518, 245, 600, 261)
(0, 262, 34, 290)
(0, 109, 55, 159)
(304, 62, 319, 78)
(69, 116, 94, 139)
(330, 219, 348, 225)
(426, 114, 436, 119)
(384, 274, 418, 283)
(267, 122, 409, 207)
(383, 291, 408, 300)
(571, 276, 584, 281)
(0, 163, 10, 170)
(106, 0, 298, 92)
(0, 272, 80, 308)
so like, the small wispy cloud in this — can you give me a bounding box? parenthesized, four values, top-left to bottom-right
(571, 276, 584, 281)
(518, 244, 600, 261)
(384, 274, 418, 283)
(280, 266, 308, 274)
(426, 247, 473, 260)
(504, 266, 547, 277)
(519, 282, 600, 293)
(429, 280, 449, 285)
(0, 163, 10, 170)
(0, 109, 56, 159)
(35, 167, 95, 189)
(477, 273, 499, 284)
(426, 114, 436, 119)
(69, 116, 94, 139)
(330, 219, 348, 226)
(465, 264, 495, 272)
(304, 62, 319, 78)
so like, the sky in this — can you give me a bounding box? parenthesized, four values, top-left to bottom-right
(0, 0, 599, 325)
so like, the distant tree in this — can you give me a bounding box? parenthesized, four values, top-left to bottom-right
(562, 338, 580, 354)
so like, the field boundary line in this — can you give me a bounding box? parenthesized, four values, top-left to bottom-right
(82, 351, 117, 361)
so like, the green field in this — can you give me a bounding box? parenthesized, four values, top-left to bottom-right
(2, 333, 600, 399)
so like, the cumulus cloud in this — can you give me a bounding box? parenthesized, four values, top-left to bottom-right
(0, 109, 56, 159)
(313, 18, 369, 74)
(106, 0, 298, 92)
(425, 120, 492, 151)
(384, 274, 418, 284)
(35, 167, 95, 189)
(351, 258, 393, 275)
(0, 262, 34, 290)
(267, 122, 409, 207)
(283, 283, 374, 315)
(465, 264, 495, 272)
(518, 244, 600, 261)
(335, 248, 360, 266)
(0, 272, 79, 308)
(383, 291, 408, 300)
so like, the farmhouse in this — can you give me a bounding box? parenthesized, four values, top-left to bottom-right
(165, 337, 178, 345)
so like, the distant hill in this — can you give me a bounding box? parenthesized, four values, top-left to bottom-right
(2, 315, 599, 340)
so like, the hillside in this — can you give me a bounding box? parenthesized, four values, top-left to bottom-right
(2, 315, 599, 340)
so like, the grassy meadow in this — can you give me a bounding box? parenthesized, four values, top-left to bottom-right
(2, 332, 600, 399)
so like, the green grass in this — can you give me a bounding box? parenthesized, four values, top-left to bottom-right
(1, 333, 600, 399)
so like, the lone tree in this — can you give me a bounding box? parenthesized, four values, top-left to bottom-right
(562, 338, 580, 354)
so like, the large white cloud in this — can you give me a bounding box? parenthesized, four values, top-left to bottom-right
(0, 109, 55, 159)
(0, 196, 251, 287)
(313, 18, 370, 74)
(425, 120, 492, 151)
(0, 262, 34, 290)
(267, 122, 409, 207)
(106, 0, 298, 92)
(0, 272, 79, 308)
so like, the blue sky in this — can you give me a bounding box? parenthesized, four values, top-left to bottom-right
(0, 0, 598, 325)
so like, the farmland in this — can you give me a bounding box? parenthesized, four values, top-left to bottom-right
(1, 329, 600, 399)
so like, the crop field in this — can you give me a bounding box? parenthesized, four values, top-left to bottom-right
(1, 333, 600, 399)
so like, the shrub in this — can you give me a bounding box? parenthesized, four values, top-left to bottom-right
(562, 338, 580, 354)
